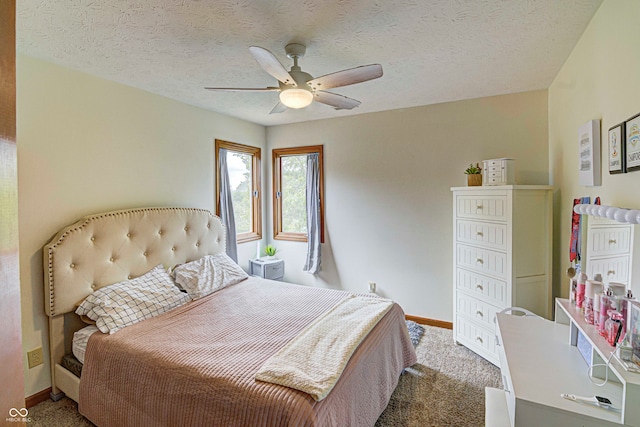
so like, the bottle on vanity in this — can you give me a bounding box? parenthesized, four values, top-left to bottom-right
(605, 310, 625, 347)
(584, 280, 603, 325)
(576, 272, 588, 310)
(599, 288, 615, 338)
(620, 289, 636, 334)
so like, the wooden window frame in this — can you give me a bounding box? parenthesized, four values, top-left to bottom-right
(215, 139, 261, 243)
(272, 145, 324, 243)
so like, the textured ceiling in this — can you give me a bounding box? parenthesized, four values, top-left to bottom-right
(17, 0, 602, 127)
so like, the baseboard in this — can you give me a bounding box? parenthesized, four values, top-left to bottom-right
(25, 387, 52, 408)
(405, 314, 453, 330)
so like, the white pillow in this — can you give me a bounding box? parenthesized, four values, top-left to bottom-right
(172, 253, 248, 300)
(72, 325, 99, 364)
(75, 264, 191, 334)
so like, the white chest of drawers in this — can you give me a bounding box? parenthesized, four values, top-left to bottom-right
(451, 185, 553, 365)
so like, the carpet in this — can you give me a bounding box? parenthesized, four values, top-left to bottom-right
(27, 324, 501, 427)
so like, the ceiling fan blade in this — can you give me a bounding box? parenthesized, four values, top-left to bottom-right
(249, 46, 296, 87)
(204, 87, 280, 92)
(269, 102, 288, 114)
(314, 91, 361, 110)
(308, 64, 383, 91)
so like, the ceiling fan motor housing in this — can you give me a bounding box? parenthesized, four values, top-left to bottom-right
(285, 43, 306, 60)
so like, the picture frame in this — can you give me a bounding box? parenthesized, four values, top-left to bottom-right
(626, 113, 640, 172)
(608, 122, 626, 174)
(578, 119, 601, 186)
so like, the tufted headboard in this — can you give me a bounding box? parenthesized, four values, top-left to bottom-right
(43, 207, 226, 318)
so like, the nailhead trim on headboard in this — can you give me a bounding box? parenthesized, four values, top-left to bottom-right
(43, 207, 226, 317)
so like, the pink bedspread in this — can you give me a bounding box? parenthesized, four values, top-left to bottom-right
(79, 278, 417, 426)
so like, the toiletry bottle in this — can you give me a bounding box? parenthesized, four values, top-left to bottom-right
(599, 288, 613, 337)
(576, 272, 587, 309)
(584, 280, 595, 325)
(605, 310, 625, 347)
(620, 289, 635, 334)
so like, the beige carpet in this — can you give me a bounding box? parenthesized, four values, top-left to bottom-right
(27, 325, 501, 427)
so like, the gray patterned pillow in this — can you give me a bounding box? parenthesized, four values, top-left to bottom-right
(172, 253, 248, 300)
(75, 264, 191, 334)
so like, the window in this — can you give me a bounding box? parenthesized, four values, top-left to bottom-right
(272, 145, 324, 242)
(215, 139, 261, 243)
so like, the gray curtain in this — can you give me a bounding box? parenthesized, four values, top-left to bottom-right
(219, 148, 238, 262)
(303, 153, 321, 274)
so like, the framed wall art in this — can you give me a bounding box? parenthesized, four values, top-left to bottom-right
(608, 122, 626, 174)
(626, 113, 640, 172)
(578, 119, 601, 186)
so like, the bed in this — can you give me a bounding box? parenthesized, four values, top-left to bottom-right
(44, 207, 416, 426)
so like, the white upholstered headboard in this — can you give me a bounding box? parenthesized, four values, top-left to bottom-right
(43, 207, 226, 318)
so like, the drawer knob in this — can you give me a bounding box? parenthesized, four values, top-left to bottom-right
(608, 239, 617, 244)
(476, 204, 483, 210)
(475, 284, 484, 291)
(476, 258, 484, 264)
(607, 270, 616, 276)
(476, 310, 483, 317)
(476, 336, 483, 344)
(476, 231, 483, 236)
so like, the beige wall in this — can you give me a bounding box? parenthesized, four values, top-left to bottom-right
(549, 0, 640, 300)
(17, 56, 266, 397)
(267, 90, 549, 321)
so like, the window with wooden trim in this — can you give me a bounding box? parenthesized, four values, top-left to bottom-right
(215, 139, 261, 243)
(272, 145, 324, 242)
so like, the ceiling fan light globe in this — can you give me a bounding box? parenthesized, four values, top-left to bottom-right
(279, 88, 313, 109)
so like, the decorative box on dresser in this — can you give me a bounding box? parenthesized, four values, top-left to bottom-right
(451, 185, 553, 366)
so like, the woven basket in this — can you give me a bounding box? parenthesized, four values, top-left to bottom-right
(467, 174, 482, 186)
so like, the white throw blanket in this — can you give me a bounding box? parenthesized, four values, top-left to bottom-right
(255, 294, 393, 401)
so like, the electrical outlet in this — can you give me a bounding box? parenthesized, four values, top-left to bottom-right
(368, 282, 376, 293)
(27, 348, 44, 369)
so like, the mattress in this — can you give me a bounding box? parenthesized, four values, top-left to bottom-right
(78, 277, 416, 426)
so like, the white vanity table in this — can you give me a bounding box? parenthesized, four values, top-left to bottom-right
(485, 203, 640, 426)
(487, 300, 640, 426)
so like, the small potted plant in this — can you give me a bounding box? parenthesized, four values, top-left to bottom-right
(263, 244, 278, 260)
(464, 163, 482, 186)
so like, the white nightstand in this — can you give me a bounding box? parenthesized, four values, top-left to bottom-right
(249, 258, 285, 281)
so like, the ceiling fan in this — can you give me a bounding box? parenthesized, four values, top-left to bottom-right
(205, 43, 383, 114)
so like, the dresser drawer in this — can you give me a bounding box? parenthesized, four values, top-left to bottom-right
(264, 262, 284, 280)
(455, 316, 498, 363)
(587, 227, 632, 257)
(456, 244, 508, 279)
(456, 292, 501, 328)
(456, 220, 507, 251)
(456, 268, 507, 306)
(585, 255, 630, 284)
(455, 195, 507, 221)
